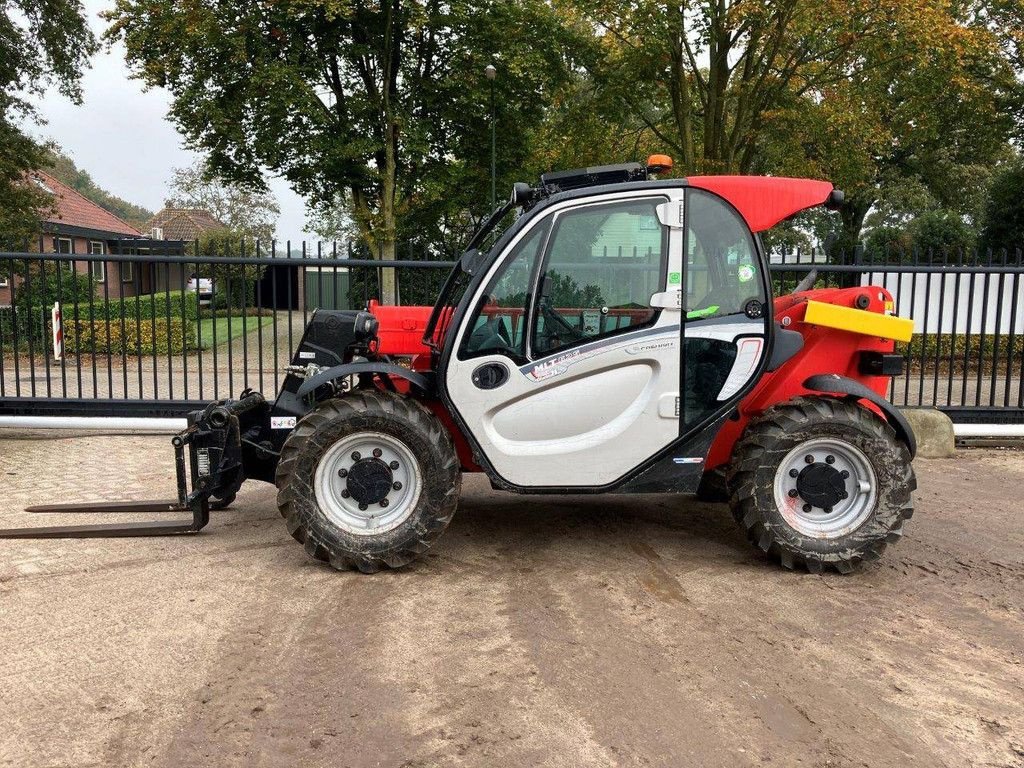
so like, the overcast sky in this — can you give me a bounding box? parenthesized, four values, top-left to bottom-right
(26, 0, 312, 239)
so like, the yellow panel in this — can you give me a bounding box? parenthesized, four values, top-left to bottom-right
(804, 300, 914, 342)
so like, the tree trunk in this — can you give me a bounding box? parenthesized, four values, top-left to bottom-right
(379, 238, 398, 305)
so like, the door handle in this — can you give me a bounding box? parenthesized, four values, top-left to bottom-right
(472, 362, 509, 390)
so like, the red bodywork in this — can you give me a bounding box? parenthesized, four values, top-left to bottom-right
(687, 176, 835, 233)
(369, 286, 897, 476)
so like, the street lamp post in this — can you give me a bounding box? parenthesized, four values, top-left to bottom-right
(485, 63, 497, 209)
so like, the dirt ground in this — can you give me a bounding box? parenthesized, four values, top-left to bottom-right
(0, 433, 1021, 768)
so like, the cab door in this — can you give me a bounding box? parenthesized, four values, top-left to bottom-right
(444, 191, 685, 488)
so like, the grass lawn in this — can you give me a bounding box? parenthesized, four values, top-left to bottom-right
(196, 314, 275, 349)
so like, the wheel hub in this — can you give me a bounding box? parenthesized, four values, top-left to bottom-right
(312, 432, 422, 536)
(773, 438, 878, 539)
(795, 463, 847, 510)
(346, 458, 393, 505)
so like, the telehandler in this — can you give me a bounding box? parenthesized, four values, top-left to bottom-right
(0, 157, 917, 574)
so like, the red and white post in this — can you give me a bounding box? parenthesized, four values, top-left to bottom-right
(51, 302, 63, 362)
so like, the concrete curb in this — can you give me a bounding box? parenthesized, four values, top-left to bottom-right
(899, 408, 956, 458)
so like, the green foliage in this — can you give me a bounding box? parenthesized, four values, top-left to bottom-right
(899, 333, 1024, 369)
(106, 0, 578, 302)
(44, 151, 153, 229)
(166, 160, 279, 242)
(8, 262, 95, 344)
(70, 290, 199, 324)
(187, 231, 265, 309)
(909, 210, 977, 259)
(980, 159, 1024, 255)
(1, 0, 97, 237)
(64, 316, 192, 356)
(863, 226, 913, 261)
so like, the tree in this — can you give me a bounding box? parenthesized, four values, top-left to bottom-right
(166, 161, 280, 243)
(980, 158, 1024, 256)
(1, 0, 97, 241)
(107, 0, 577, 303)
(45, 150, 153, 229)
(552, 0, 1020, 250)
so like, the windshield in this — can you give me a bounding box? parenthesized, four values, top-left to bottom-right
(423, 201, 518, 349)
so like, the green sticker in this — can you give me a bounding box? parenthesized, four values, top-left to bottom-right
(669, 271, 681, 285)
(687, 305, 719, 320)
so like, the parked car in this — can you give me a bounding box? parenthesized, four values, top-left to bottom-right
(187, 274, 214, 306)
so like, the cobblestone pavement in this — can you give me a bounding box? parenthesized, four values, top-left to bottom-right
(0, 435, 1022, 768)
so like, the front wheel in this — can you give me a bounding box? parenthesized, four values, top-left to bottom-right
(727, 397, 915, 574)
(275, 391, 461, 572)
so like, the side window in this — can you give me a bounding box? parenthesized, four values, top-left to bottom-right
(532, 198, 666, 357)
(682, 189, 766, 429)
(685, 189, 765, 320)
(460, 223, 548, 361)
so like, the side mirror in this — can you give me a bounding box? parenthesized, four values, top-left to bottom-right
(649, 290, 682, 310)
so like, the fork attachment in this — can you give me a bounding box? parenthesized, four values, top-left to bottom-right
(0, 391, 268, 539)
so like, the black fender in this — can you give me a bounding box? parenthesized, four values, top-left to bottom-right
(296, 362, 432, 400)
(803, 374, 916, 458)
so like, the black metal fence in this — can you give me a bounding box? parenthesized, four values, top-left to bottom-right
(0, 243, 1021, 424)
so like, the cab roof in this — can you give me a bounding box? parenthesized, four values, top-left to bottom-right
(537, 163, 839, 233)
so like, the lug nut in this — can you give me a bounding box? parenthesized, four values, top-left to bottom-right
(352, 451, 361, 461)
(840, 470, 850, 479)
(788, 489, 799, 498)
(390, 460, 399, 470)
(825, 455, 835, 464)
(393, 481, 402, 491)
(789, 469, 799, 478)
(372, 448, 383, 458)
(358, 503, 367, 511)
(824, 506, 833, 514)
(337, 468, 348, 478)
(805, 455, 814, 464)
(380, 498, 389, 507)
(341, 489, 350, 498)
(802, 503, 813, 513)
(841, 491, 849, 499)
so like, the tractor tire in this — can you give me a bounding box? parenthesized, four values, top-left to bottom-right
(727, 396, 915, 574)
(275, 391, 461, 573)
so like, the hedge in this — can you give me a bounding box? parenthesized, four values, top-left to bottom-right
(69, 290, 199, 324)
(898, 333, 1024, 365)
(64, 316, 194, 355)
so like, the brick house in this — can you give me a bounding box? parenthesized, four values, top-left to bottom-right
(0, 170, 149, 306)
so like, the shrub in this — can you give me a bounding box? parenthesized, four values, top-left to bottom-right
(70, 290, 199, 323)
(64, 316, 193, 355)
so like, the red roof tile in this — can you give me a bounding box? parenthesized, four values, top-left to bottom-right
(32, 170, 142, 237)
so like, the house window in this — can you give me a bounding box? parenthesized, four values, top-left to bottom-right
(89, 241, 106, 282)
(0, 271, 8, 288)
(55, 237, 73, 254)
(120, 261, 133, 282)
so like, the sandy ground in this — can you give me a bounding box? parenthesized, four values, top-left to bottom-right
(0, 434, 1022, 768)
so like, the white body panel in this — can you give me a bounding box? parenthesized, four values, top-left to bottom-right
(446, 189, 685, 487)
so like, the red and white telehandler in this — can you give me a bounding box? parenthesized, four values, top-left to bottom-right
(1, 158, 917, 574)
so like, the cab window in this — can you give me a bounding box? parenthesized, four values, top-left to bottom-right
(460, 223, 548, 362)
(682, 188, 767, 428)
(685, 189, 765, 321)
(531, 198, 667, 357)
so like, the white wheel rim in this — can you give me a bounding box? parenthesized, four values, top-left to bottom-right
(772, 437, 877, 539)
(313, 432, 422, 535)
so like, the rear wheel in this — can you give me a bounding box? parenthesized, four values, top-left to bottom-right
(276, 391, 461, 572)
(727, 397, 915, 574)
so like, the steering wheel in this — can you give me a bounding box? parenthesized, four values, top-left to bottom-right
(537, 300, 587, 351)
(470, 313, 514, 353)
